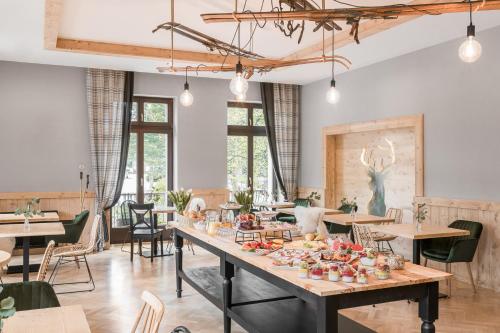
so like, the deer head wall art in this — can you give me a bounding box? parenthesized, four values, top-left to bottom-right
(360, 138, 396, 217)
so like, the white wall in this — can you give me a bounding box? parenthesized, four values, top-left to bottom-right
(0, 61, 260, 192)
(300, 25, 500, 202)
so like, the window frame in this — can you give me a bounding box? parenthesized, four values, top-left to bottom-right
(227, 101, 268, 192)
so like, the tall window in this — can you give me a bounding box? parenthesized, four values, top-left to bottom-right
(227, 102, 273, 201)
(112, 96, 174, 241)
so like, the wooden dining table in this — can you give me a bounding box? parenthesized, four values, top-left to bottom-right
(0, 212, 59, 224)
(323, 213, 395, 226)
(276, 207, 342, 215)
(370, 223, 470, 265)
(0, 222, 65, 281)
(255, 202, 295, 210)
(3, 305, 91, 333)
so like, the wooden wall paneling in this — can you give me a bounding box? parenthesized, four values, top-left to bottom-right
(191, 188, 229, 210)
(414, 196, 500, 292)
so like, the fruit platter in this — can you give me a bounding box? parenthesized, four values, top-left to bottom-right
(240, 240, 283, 256)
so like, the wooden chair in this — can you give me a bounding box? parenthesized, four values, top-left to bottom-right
(352, 223, 377, 249)
(373, 208, 403, 253)
(129, 203, 165, 262)
(36, 240, 55, 282)
(48, 215, 101, 293)
(131, 290, 165, 333)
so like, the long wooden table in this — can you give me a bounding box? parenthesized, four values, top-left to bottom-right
(3, 305, 90, 333)
(323, 213, 395, 226)
(0, 222, 65, 281)
(370, 224, 470, 265)
(0, 212, 60, 224)
(174, 226, 449, 333)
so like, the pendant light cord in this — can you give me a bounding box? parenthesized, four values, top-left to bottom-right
(331, 21, 335, 82)
(469, 0, 473, 25)
(170, 0, 174, 68)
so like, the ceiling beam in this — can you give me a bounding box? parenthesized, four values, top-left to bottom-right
(44, 0, 64, 49)
(282, 0, 447, 61)
(55, 38, 265, 66)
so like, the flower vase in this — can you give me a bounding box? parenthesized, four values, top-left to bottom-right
(24, 217, 30, 231)
(416, 221, 422, 232)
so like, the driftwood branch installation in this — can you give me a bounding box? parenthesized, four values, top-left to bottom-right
(157, 55, 352, 79)
(202, 0, 500, 23)
(153, 22, 264, 59)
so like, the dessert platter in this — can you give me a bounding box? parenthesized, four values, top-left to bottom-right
(234, 213, 297, 244)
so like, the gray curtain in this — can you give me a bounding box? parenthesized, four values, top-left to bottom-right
(86, 69, 133, 251)
(273, 84, 300, 201)
(260, 83, 287, 199)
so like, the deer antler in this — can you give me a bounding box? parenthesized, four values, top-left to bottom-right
(360, 148, 370, 168)
(376, 138, 396, 170)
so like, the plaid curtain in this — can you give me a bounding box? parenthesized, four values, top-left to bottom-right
(86, 69, 129, 251)
(273, 84, 300, 201)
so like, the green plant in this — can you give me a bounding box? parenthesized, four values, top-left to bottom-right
(167, 189, 192, 214)
(306, 191, 321, 205)
(339, 196, 358, 213)
(14, 197, 44, 219)
(0, 287, 15, 331)
(416, 203, 428, 224)
(233, 190, 253, 214)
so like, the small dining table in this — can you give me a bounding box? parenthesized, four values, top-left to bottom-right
(0, 212, 59, 224)
(370, 223, 470, 265)
(323, 213, 395, 226)
(3, 305, 91, 333)
(0, 222, 65, 281)
(276, 207, 342, 216)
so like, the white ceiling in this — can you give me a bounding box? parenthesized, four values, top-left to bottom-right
(1, 0, 500, 84)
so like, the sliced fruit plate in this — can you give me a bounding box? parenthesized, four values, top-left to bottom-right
(240, 240, 283, 256)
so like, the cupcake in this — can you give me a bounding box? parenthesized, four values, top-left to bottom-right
(310, 264, 324, 280)
(342, 266, 355, 283)
(375, 264, 391, 280)
(357, 268, 368, 284)
(298, 261, 309, 279)
(328, 264, 341, 282)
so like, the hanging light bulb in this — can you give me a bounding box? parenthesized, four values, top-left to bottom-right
(230, 62, 248, 96)
(326, 80, 341, 104)
(459, 0, 482, 63)
(326, 23, 340, 104)
(179, 67, 193, 107)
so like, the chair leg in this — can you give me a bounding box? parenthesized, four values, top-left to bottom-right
(51, 255, 95, 294)
(386, 241, 394, 254)
(130, 237, 134, 262)
(160, 235, 164, 257)
(466, 262, 477, 294)
(423, 258, 428, 267)
(74, 256, 80, 269)
(446, 263, 451, 297)
(150, 236, 154, 263)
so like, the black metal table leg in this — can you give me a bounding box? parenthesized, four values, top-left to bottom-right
(413, 239, 421, 265)
(221, 256, 235, 333)
(419, 282, 438, 333)
(316, 296, 339, 333)
(175, 231, 184, 298)
(22, 236, 30, 282)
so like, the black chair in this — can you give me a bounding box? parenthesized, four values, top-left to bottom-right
(129, 203, 164, 263)
(0, 281, 60, 311)
(119, 200, 136, 252)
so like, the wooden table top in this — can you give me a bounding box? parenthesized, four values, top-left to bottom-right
(323, 214, 395, 226)
(370, 223, 470, 240)
(3, 305, 91, 333)
(276, 207, 342, 216)
(219, 203, 242, 210)
(0, 222, 65, 238)
(176, 226, 450, 297)
(0, 212, 60, 224)
(236, 222, 296, 234)
(255, 202, 295, 209)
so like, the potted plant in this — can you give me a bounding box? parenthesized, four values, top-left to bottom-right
(14, 197, 44, 231)
(306, 191, 321, 206)
(0, 287, 15, 332)
(338, 197, 358, 214)
(167, 189, 192, 215)
(233, 189, 253, 215)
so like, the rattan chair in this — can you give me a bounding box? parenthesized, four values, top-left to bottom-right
(372, 208, 403, 253)
(37, 240, 55, 282)
(48, 214, 101, 294)
(132, 290, 165, 333)
(352, 223, 377, 249)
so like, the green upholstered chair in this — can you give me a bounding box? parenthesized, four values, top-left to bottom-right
(421, 220, 483, 295)
(0, 281, 60, 311)
(45, 210, 90, 245)
(277, 198, 310, 223)
(326, 204, 354, 235)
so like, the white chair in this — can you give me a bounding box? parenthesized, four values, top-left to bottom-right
(131, 290, 165, 333)
(37, 240, 55, 281)
(48, 215, 101, 293)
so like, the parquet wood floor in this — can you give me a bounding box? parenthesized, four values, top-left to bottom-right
(3, 245, 499, 332)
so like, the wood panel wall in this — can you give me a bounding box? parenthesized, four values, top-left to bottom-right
(0, 192, 96, 244)
(191, 188, 229, 210)
(415, 196, 500, 292)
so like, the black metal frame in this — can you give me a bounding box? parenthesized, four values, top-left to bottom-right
(48, 254, 95, 294)
(174, 227, 439, 333)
